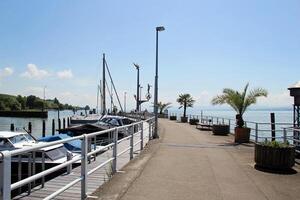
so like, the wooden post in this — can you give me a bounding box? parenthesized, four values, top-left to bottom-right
(42, 120, 46, 137)
(10, 124, 14, 132)
(63, 118, 66, 129)
(271, 113, 276, 141)
(52, 119, 55, 135)
(28, 122, 32, 133)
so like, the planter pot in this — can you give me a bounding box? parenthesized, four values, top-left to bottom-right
(158, 113, 168, 118)
(181, 117, 188, 123)
(212, 124, 230, 135)
(234, 127, 250, 143)
(169, 116, 177, 121)
(255, 143, 295, 170)
(189, 118, 199, 125)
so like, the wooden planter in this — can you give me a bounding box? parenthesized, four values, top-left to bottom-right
(158, 113, 168, 118)
(169, 116, 177, 121)
(234, 127, 250, 143)
(181, 117, 188, 123)
(189, 118, 199, 125)
(212, 124, 230, 135)
(255, 143, 295, 170)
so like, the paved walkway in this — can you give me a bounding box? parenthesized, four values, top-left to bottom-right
(92, 119, 300, 200)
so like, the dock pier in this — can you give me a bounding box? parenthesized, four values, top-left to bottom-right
(0, 118, 154, 200)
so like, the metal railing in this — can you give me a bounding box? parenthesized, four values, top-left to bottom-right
(0, 117, 155, 200)
(169, 113, 294, 143)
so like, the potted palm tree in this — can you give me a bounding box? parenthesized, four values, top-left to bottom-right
(177, 94, 195, 123)
(157, 102, 172, 118)
(211, 83, 267, 143)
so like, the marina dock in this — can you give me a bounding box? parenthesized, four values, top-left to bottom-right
(0, 119, 153, 200)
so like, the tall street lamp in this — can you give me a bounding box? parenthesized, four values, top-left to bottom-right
(133, 63, 140, 112)
(153, 26, 165, 139)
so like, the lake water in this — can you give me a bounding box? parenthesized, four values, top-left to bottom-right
(0, 109, 295, 140)
(0, 110, 83, 138)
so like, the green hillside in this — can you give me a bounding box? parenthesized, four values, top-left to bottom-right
(0, 93, 82, 111)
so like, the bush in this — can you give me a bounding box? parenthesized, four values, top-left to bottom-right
(261, 140, 290, 148)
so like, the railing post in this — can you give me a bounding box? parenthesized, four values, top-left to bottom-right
(283, 128, 287, 143)
(27, 153, 32, 195)
(149, 121, 152, 140)
(130, 126, 134, 160)
(255, 123, 258, 143)
(67, 152, 72, 174)
(41, 151, 45, 188)
(140, 122, 144, 151)
(112, 128, 118, 174)
(0, 151, 11, 200)
(81, 134, 88, 200)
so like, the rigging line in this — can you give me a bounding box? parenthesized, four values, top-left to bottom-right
(105, 78, 115, 109)
(104, 60, 124, 112)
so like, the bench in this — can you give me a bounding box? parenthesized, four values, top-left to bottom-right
(196, 119, 212, 131)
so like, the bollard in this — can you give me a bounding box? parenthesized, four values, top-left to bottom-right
(52, 119, 55, 135)
(270, 113, 276, 141)
(58, 118, 61, 130)
(42, 120, 46, 137)
(10, 123, 14, 132)
(63, 118, 66, 129)
(28, 122, 32, 133)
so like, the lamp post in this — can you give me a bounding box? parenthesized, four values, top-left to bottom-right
(140, 86, 143, 111)
(133, 63, 140, 112)
(153, 26, 165, 139)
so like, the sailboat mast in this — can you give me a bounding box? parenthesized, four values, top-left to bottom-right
(102, 53, 106, 115)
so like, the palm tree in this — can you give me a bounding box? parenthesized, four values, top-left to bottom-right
(177, 94, 195, 118)
(211, 83, 268, 127)
(157, 102, 172, 114)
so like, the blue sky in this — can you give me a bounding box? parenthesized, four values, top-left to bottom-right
(0, 0, 299, 111)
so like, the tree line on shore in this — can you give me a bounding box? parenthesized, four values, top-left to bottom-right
(0, 93, 84, 111)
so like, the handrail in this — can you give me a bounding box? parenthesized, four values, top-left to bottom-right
(0, 116, 155, 200)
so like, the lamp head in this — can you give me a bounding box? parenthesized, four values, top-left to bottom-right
(133, 63, 140, 70)
(156, 26, 165, 32)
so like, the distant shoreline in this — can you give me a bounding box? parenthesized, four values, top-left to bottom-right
(0, 110, 48, 118)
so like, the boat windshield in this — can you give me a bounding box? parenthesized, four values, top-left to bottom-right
(0, 138, 13, 148)
(45, 146, 67, 161)
(9, 134, 35, 144)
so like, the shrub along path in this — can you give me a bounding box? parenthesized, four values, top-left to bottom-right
(91, 119, 300, 200)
